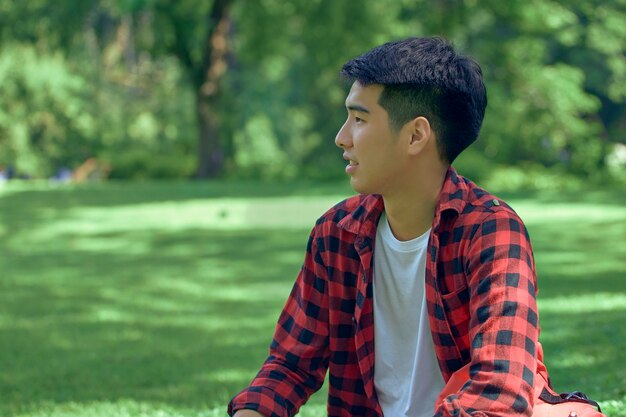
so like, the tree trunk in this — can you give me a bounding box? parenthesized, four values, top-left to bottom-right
(195, 91, 223, 178)
(195, 0, 232, 178)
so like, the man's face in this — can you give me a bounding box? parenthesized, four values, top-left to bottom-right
(335, 82, 408, 195)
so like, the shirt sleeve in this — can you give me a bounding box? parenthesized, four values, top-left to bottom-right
(228, 228, 330, 417)
(436, 209, 539, 417)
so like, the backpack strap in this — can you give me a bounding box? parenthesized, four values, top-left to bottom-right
(539, 388, 603, 413)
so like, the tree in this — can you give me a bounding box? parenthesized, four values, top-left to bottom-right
(153, 0, 234, 178)
(393, 0, 626, 178)
(0, 0, 234, 178)
(0, 0, 624, 181)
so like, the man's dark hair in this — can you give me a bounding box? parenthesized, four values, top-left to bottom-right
(340, 36, 487, 164)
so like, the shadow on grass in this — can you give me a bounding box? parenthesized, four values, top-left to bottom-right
(528, 211, 626, 402)
(1, 226, 309, 415)
(530, 219, 626, 297)
(539, 308, 626, 400)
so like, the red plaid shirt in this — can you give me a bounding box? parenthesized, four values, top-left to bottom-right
(229, 167, 545, 417)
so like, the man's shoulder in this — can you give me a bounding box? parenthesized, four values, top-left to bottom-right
(456, 174, 517, 216)
(448, 172, 526, 230)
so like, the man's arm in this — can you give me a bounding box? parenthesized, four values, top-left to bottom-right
(228, 229, 330, 417)
(436, 209, 540, 417)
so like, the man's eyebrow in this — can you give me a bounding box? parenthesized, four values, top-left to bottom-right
(345, 103, 370, 114)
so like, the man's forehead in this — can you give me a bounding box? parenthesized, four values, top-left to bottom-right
(345, 82, 384, 108)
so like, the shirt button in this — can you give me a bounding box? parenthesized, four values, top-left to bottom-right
(492, 199, 500, 206)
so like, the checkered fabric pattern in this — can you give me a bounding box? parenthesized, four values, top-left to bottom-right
(228, 167, 544, 417)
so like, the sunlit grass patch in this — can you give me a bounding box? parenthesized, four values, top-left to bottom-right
(538, 293, 626, 314)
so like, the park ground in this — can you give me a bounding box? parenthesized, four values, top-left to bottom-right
(0, 180, 625, 417)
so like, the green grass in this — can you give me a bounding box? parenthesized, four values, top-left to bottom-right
(0, 180, 624, 417)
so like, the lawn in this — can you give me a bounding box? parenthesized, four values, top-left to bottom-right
(0, 180, 624, 417)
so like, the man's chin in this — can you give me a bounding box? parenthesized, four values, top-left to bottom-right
(350, 178, 373, 195)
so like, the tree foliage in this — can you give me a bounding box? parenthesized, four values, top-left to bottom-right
(0, 0, 624, 181)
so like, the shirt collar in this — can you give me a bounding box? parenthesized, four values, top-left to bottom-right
(338, 166, 468, 237)
(436, 166, 468, 215)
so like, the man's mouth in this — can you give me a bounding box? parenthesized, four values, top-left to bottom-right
(344, 154, 358, 165)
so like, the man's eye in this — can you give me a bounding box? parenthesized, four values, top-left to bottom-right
(355, 117, 363, 123)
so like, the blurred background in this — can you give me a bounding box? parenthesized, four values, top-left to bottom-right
(0, 0, 624, 186)
(1, 1, 625, 417)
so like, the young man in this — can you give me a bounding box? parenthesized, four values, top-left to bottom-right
(229, 36, 546, 417)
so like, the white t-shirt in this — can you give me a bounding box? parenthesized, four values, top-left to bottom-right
(373, 213, 445, 417)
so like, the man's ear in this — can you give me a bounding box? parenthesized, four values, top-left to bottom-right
(406, 116, 432, 156)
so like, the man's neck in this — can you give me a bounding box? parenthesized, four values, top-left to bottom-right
(382, 166, 448, 241)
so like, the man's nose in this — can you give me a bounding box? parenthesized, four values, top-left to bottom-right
(335, 121, 351, 149)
